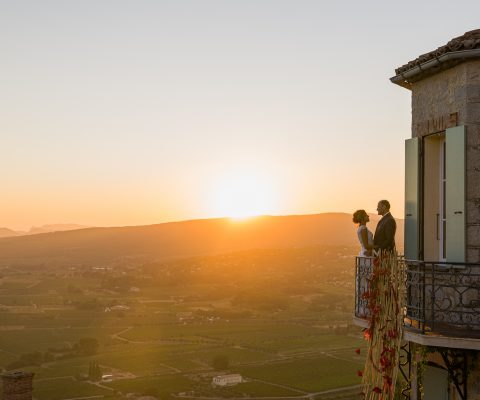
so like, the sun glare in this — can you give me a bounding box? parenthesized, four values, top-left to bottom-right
(209, 171, 277, 220)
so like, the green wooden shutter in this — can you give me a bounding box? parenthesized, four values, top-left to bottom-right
(405, 137, 419, 260)
(446, 126, 466, 263)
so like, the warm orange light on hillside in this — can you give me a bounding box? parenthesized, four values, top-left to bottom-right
(209, 170, 278, 219)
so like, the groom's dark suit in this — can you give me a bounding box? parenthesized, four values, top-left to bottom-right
(374, 212, 396, 251)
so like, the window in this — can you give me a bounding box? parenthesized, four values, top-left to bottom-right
(404, 126, 465, 262)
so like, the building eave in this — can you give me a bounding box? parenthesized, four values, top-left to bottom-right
(390, 48, 480, 90)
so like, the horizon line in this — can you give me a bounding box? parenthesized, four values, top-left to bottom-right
(4, 211, 403, 233)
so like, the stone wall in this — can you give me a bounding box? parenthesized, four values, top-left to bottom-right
(469, 364, 480, 400)
(411, 63, 468, 138)
(465, 62, 480, 262)
(424, 350, 480, 400)
(411, 60, 480, 263)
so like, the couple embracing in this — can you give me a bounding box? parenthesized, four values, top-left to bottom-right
(353, 200, 396, 257)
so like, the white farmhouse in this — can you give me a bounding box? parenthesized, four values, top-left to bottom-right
(212, 374, 242, 386)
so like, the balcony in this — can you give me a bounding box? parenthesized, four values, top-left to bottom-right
(354, 257, 480, 349)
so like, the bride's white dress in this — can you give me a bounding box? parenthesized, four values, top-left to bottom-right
(357, 225, 373, 256)
(356, 224, 374, 317)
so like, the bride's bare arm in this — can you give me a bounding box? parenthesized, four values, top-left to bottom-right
(360, 228, 373, 252)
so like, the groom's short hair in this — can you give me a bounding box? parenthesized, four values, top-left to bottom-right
(379, 200, 391, 210)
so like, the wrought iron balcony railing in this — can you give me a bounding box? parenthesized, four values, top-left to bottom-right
(354, 256, 374, 319)
(355, 257, 480, 338)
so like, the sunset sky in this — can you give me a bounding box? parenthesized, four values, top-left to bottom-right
(2, 1, 479, 230)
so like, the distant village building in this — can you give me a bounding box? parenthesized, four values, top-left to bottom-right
(176, 311, 193, 321)
(104, 305, 130, 312)
(1, 371, 34, 400)
(212, 374, 242, 386)
(101, 374, 113, 382)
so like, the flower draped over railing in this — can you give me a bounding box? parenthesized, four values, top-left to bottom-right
(359, 252, 406, 399)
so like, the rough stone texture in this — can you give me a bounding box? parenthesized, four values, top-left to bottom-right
(467, 60, 480, 85)
(466, 68, 480, 260)
(466, 165, 480, 199)
(470, 367, 480, 400)
(466, 124, 480, 146)
(466, 84, 480, 102)
(467, 247, 480, 263)
(407, 55, 480, 134)
(466, 102, 480, 125)
(411, 63, 467, 138)
(467, 225, 480, 247)
(466, 199, 480, 223)
(465, 62, 480, 129)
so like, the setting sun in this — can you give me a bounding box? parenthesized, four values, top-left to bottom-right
(209, 170, 278, 219)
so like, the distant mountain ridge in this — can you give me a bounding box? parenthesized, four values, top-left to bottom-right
(26, 224, 90, 235)
(0, 224, 90, 238)
(0, 213, 404, 266)
(0, 227, 19, 238)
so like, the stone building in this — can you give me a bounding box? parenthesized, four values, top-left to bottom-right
(355, 29, 480, 399)
(1, 371, 34, 400)
(212, 373, 243, 386)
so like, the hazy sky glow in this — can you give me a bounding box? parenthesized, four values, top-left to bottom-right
(2, 1, 479, 230)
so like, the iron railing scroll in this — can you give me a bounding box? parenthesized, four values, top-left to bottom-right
(355, 257, 480, 338)
(404, 260, 480, 338)
(355, 256, 374, 319)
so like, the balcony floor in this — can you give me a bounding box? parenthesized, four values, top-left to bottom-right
(353, 315, 480, 350)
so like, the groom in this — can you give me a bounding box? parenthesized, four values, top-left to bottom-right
(374, 199, 396, 252)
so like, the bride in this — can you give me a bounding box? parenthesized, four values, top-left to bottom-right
(353, 209, 373, 257)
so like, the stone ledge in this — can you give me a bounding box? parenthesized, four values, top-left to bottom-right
(352, 316, 369, 328)
(354, 316, 480, 350)
(404, 329, 480, 350)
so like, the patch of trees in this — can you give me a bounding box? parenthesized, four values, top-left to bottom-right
(231, 290, 289, 311)
(141, 387, 174, 400)
(88, 360, 102, 380)
(212, 354, 229, 370)
(74, 297, 103, 311)
(6, 351, 54, 370)
(66, 284, 83, 294)
(281, 283, 318, 295)
(194, 308, 252, 319)
(74, 337, 99, 356)
(6, 337, 99, 370)
(101, 275, 138, 292)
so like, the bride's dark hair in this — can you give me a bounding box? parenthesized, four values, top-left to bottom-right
(353, 209, 368, 224)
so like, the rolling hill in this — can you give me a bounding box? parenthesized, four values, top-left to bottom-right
(0, 228, 19, 238)
(0, 213, 403, 266)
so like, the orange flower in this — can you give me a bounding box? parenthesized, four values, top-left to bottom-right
(387, 329, 397, 339)
(380, 356, 391, 368)
(361, 291, 371, 300)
